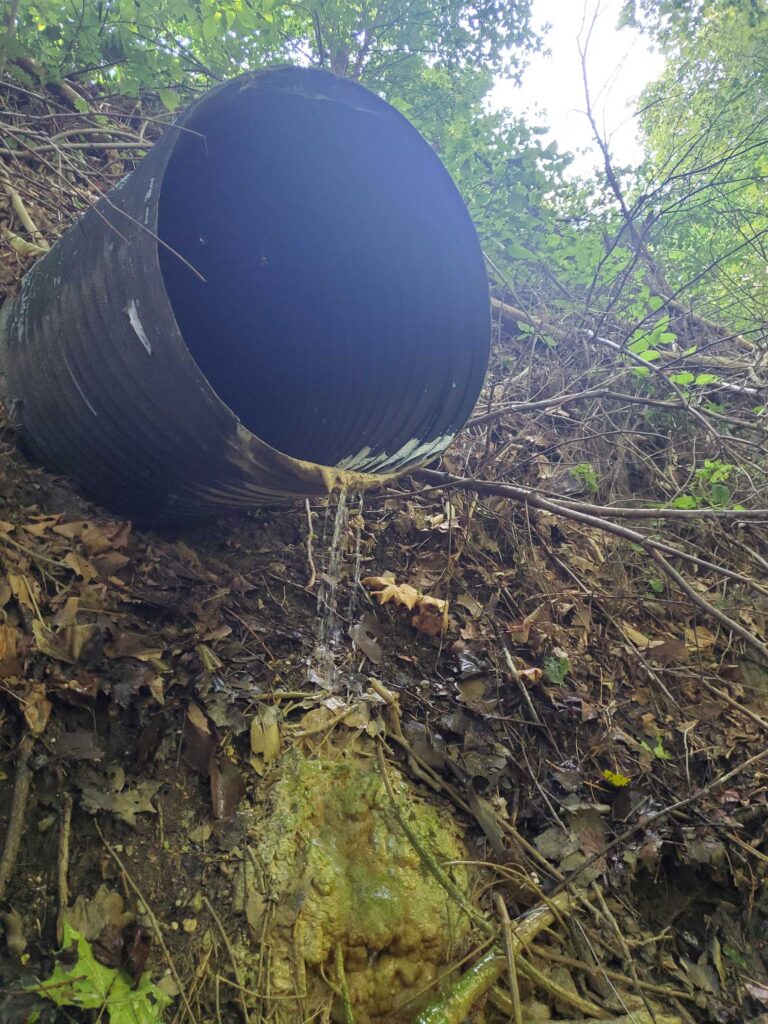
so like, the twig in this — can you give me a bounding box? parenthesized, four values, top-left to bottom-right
(375, 741, 489, 934)
(515, 954, 606, 1017)
(501, 644, 541, 724)
(0, 731, 34, 901)
(529, 945, 695, 1001)
(413, 890, 579, 1024)
(493, 893, 522, 1024)
(419, 469, 768, 664)
(591, 884, 658, 1024)
(649, 547, 768, 662)
(56, 794, 73, 945)
(564, 742, 768, 889)
(334, 944, 356, 1024)
(95, 822, 199, 1024)
(0, 171, 50, 248)
(202, 894, 250, 1024)
(304, 499, 317, 590)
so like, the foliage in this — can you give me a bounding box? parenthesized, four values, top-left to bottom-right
(33, 924, 171, 1023)
(5, 0, 535, 98)
(627, 0, 768, 330)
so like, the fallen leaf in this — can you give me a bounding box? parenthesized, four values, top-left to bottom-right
(602, 769, 631, 788)
(350, 613, 384, 664)
(457, 592, 483, 618)
(33, 620, 74, 663)
(23, 683, 52, 735)
(363, 572, 420, 611)
(63, 551, 98, 582)
(211, 758, 244, 819)
(621, 622, 651, 649)
(79, 779, 161, 828)
(647, 637, 688, 663)
(0, 622, 23, 675)
(183, 704, 218, 775)
(8, 573, 44, 616)
(685, 625, 718, 650)
(53, 730, 104, 761)
(411, 608, 443, 636)
(250, 706, 281, 775)
(104, 633, 164, 662)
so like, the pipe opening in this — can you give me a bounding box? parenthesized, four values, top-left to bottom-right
(158, 70, 489, 472)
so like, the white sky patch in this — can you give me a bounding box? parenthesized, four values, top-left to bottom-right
(489, 0, 665, 177)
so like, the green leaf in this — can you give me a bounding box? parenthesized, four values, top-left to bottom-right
(639, 737, 673, 760)
(694, 373, 719, 386)
(158, 88, 180, 111)
(669, 371, 695, 385)
(543, 654, 569, 686)
(709, 483, 731, 507)
(671, 495, 697, 508)
(201, 14, 218, 42)
(33, 924, 171, 1023)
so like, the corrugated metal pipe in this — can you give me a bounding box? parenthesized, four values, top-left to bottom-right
(0, 68, 490, 523)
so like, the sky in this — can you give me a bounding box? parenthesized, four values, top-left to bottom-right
(489, 0, 665, 175)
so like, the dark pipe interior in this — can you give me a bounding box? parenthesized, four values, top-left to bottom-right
(158, 71, 489, 469)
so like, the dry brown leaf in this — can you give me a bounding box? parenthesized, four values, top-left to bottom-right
(79, 777, 160, 828)
(508, 604, 545, 645)
(350, 613, 384, 664)
(211, 758, 244, 819)
(0, 622, 23, 675)
(104, 632, 164, 662)
(23, 682, 52, 735)
(362, 573, 420, 610)
(621, 621, 652, 649)
(457, 592, 483, 618)
(63, 551, 98, 582)
(685, 625, 718, 650)
(8, 572, 44, 616)
(250, 706, 281, 775)
(411, 608, 443, 636)
(32, 620, 75, 663)
(183, 704, 218, 775)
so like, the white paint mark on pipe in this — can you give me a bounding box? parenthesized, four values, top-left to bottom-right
(143, 178, 155, 224)
(124, 299, 152, 355)
(62, 350, 98, 417)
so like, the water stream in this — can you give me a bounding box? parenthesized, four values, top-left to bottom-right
(311, 482, 349, 688)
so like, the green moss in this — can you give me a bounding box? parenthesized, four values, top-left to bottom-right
(250, 752, 474, 1022)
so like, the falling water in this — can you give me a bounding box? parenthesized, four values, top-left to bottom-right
(311, 482, 350, 688)
(347, 492, 365, 622)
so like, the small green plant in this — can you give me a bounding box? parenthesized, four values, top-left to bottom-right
(639, 737, 673, 761)
(543, 653, 570, 686)
(670, 459, 743, 510)
(32, 924, 171, 1024)
(571, 463, 599, 495)
(694, 458, 735, 507)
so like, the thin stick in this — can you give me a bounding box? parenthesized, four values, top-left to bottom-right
(56, 793, 73, 945)
(419, 469, 768, 664)
(565, 743, 768, 889)
(493, 894, 522, 1024)
(95, 822, 199, 1024)
(304, 499, 317, 590)
(0, 732, 34, 900)
(202, 894, 250, 1024)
